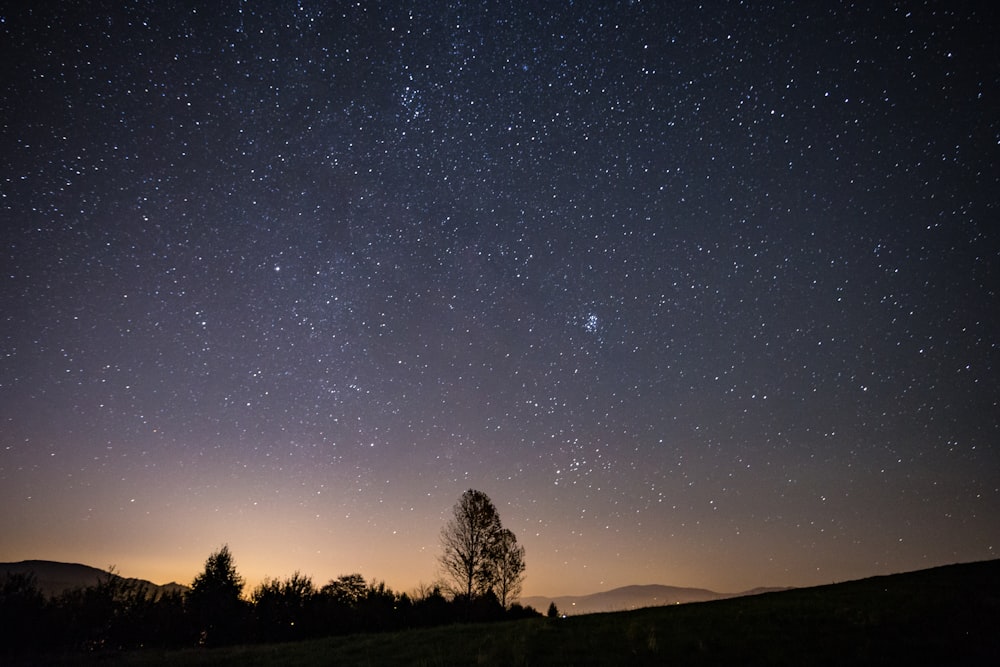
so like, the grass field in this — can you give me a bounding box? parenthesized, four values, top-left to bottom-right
(30, 559, 1000, 666)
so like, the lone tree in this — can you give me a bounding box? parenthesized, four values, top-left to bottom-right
(492, 527, 526, 608)
(188, 544, 246, 645)
(439, 489, 525, 605)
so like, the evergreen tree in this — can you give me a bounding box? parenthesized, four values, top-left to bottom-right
(188, 545, 246, 645)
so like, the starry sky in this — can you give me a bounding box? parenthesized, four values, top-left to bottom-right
(2, 1, 998, 598)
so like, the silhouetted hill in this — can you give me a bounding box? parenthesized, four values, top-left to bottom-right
(522, 583, 790, 615)
(0, 560, 189, 598)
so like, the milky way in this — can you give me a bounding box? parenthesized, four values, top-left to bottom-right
(2, 2, 997, 595)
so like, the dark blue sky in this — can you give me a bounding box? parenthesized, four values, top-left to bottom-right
(2, 1, 997, 595)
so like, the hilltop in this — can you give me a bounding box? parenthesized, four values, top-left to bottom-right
(522, 582, 790, 615)
(0, 560, 189, 598)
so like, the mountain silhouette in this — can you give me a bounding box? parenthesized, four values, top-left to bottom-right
(0, 560, 189, 598)
(521, 583, 789, 615)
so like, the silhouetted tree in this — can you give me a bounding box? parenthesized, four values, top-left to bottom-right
(439, 489, 504, 599)
(321, 573, 368, 605)
(411, 585, 454, 627)
(507, 602, 542, 619)
(41, 566, 166, 651)
(144, 588, 190, 647)
(492, 527, 526, 607)
(0, 571, 47, 655)
(547, 601, 560, 618)
(187, 545, 247, 645)
(313, 573, 365, 634)
(356, 579, 399, 631)
(93, 567, 153, 649)
(318, 577, 412, 634)
(456, 588, 505, 622)
(439, 489, 527, 609)
(251, 571, 316, 642)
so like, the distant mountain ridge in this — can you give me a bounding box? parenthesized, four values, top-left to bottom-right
(0, 560, 190, 599)
(2, 560, 786, 613)
(522, 583, 790, 615)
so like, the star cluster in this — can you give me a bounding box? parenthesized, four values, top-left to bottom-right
(2, 2, 998, 595)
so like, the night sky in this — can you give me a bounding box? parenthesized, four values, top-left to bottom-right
(2, 1, 998, 598)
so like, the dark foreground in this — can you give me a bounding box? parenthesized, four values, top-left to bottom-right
(22, 559, 1000, 666)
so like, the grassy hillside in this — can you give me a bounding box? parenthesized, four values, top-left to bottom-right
(37, 559, 1000, 666)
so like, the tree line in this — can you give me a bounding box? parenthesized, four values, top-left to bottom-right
(1, 490, 540, 656)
